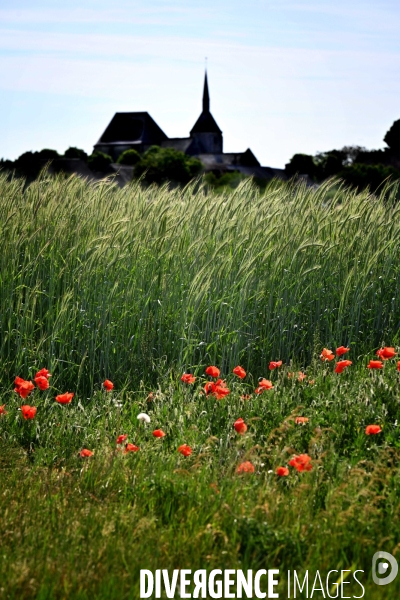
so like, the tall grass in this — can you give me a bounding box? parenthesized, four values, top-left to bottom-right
(1, 170, 399, 395)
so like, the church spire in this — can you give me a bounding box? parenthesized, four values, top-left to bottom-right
(203, 70, 210, 113)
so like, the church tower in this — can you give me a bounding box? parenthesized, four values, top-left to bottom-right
(189, 72, 223, 154)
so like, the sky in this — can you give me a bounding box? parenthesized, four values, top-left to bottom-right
(0, 0, 399, 168)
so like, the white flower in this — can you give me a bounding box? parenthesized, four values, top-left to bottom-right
(137, 413, 151, 423)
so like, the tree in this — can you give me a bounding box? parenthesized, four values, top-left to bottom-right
(116, 149, 141, 166)
(87, 151, 113, 172)
(384, 119, 400, 152)
(285, 154, 316, 178)
(134, 146, 202, 185)
(64, 147, 88, 161)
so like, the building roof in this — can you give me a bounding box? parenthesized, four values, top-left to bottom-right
(96, 112, 168, 146)
(190, 72, 222, 135)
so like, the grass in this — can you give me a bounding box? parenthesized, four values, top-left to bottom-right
(1, 170, 400, 598)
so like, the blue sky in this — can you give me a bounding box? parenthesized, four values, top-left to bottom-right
(0, 0, 399, 167)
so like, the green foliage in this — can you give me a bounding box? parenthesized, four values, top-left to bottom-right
(204, 170, 248, 191)
(1, 174, 400, 397)
(339, 163, 400, 192)
(285, 153, 317, 178)
(384, 118, 400, 152)
(134, 145, 202, 185)
(64, 146, 88, 161)
(1, 365, 400, 597)
(116, 148, 141, 166)
(87, 150, 113, 172)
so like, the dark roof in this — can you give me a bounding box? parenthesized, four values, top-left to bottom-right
(161, 138, 194, 153)
(190, 72, 222, 135)
(96, 112, 168, 145)
(190, 111, 222, 135)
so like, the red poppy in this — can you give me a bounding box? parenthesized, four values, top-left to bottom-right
(103, 379, 114, 391)
(320, 348, 335, 361)
(295, 417, 309, 424)
(269, 361, 282, 370)
(335, 360, 352, 374)
(297, 372, 307, 381)
(178, 444, 192, 457)
(124, 443, 139, 453)
(276, 466, 289, 477)
(204, 381, 215, 395)
(336, 346, 350, 356)
(213, 381, 230, 400)
(237, 461, 255, 474)
(308, 379, 315, 385)
(55, 392, 74, 404)
(233, 366, 246, 379)
(35, 368, 52, 379)
(234, 418, 248, 434)
(34, 375, 49, 391)
(116, 434, 128, 444)
(397, 361, 400, 372)
(240, 394, 251, 400)
(255, 378, 274, 394)
(14, 377, 35, 399)
(153, 429, 166, 438)
(21, 405, 37, 420)
(365, 424, 382, 435)
(367, 360, 383, 370)
(80, 448, 93, 457)
(181, 373, 196, 384)
(289, 454, 312, 472)
(376, 347, 397, 360)
(205, 366, 220, 378)
(0, 405, 6, 415)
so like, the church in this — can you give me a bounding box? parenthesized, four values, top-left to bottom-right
(94, 73, 284, 180)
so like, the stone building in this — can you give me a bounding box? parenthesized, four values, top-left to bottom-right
(94, 73, 284, 180)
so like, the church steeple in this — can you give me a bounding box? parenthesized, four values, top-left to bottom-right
(189, 70, 223, 153)
(203, 71, 210, 113)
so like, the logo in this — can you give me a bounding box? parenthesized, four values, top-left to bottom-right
(372, 551, 398, 585)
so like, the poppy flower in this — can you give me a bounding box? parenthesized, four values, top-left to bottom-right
(80, 448, 93, 457)
(237, 461, 255, 474)
(204, 381, 215, 395)
(289, 454, 312, 472)
(35, 368, 52, 379)
(255, 378, 274, 394)
(336, 346, 350, 356)
(269, 361, 282, 370)
(34, 375, 49, 391)
(234, 418, 248, 434)
(181, 373, 196, 384)
(178, 444, 192, 457)
(14, 377, 35, 399)
(276, 466, 289, 477)
(376, 347, 397, 360)
(335, 360, 352, 374)
(397, 361, 400, 372)
(21, 405, 37, 420)
(308, 379, 315, 385)
(295, 417, 309, 425)
(137, 413, 151, 423)
(320, 348, 335, 361)
(367, 360, 383, 370)
(55, 392, 74, 405)
(365, 424, 382, 435)
(153, 429, 166, 438)
(233, 366, 246, 379)
(212, 380, 230, 400)
(241, 394, 251, 400)
(297, 372, 307, 381)
(124, 443, 139, 453)
(103, 379, 114, 391)
(116, 434, 128, 444)
(0, 405, 6, 415)
(205, 366, 220, 378)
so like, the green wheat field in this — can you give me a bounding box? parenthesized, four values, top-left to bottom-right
(1, 170, 400, 599)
